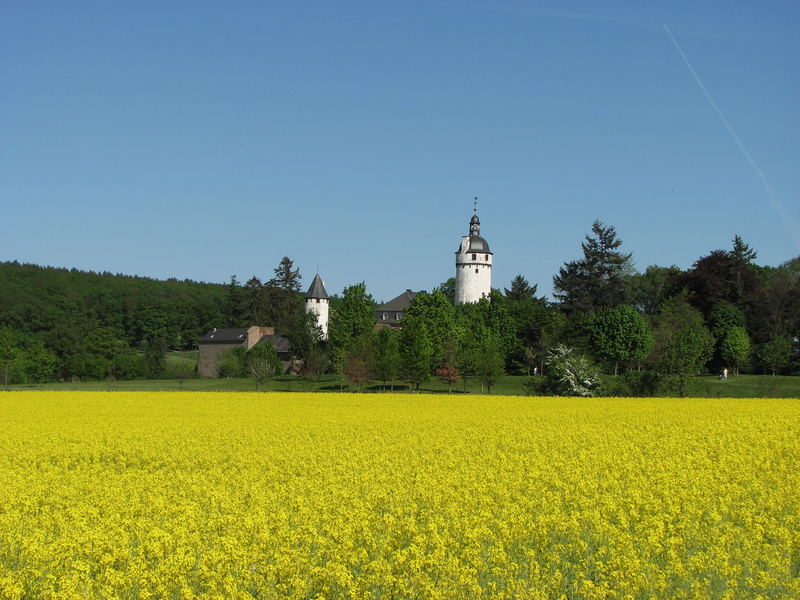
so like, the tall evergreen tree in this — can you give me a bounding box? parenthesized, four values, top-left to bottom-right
(261, 257, 304, 331)
(553, 220, 632, 314)
(244, 276, 267, 325)
(268, 257, 302, 292)
(504, 275, 538, 302)
(224, 275, 246, 327)
(728, 235, 757, 305)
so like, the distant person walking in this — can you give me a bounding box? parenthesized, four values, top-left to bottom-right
(722, 368, 728, 381)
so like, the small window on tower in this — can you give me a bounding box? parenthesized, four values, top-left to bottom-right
(316, 298, 320, 303)
(475, 268, 479, 274)
(485, 254, 489, 260)
(472, 253, 476, 260)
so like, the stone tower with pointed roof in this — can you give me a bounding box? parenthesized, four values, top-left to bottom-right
(305, 273, 330, 339)
(455, 210, 493, 303)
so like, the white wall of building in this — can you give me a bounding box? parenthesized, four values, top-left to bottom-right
(306, 298, 329, 339)
(455, 236, 493, 303)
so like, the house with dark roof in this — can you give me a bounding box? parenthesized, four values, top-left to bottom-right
(374, 289, 422, 329)
(197, 325, 294, 377)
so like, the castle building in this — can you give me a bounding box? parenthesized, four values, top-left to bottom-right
(455, 211, 492, 303)
(373, 289, 419, 329)
(305, 273, 329, 339)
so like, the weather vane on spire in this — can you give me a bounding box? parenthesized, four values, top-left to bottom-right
(473, 196, 478, 213)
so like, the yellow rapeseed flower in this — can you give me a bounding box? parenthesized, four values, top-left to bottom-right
(0, 392, 797, 599)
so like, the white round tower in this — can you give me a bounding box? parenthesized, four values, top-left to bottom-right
(455, 211, 493, 304)
(304, 273, 329, 339)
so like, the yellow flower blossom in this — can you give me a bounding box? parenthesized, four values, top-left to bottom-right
(0, 392, 797, 599)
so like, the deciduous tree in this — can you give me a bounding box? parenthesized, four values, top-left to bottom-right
(373, 327, 400, 391)
(473, 332, 505, 394)
(756, 336, 792, 376)
(721, 326, 750, 375)
(650, 293, 714, 396)
(434, 278, 456, 304)
(435, 365, 460, 393)
(399, 317, 432, 391)
(328, 283, 375, 354)
(588, 305, 653, 375)
(246, 343, 282, 390)
(627, 265, 681, 315)
(402, 291, 460, 371)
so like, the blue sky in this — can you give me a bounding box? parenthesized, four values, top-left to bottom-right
(2, 1, 798, 302)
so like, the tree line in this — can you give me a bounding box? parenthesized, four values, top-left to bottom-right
(304, 223, 797, 395)
(2, 222, 798, 392)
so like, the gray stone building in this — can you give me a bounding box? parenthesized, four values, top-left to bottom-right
(197, 325, 293, 377)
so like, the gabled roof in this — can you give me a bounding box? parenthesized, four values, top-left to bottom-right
(305, 273, 329, 299)
(255, 334, 292, 354)
(376, 290, 418, 311)
(199, 328, 247, 344)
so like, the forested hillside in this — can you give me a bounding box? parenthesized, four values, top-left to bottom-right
(0, 261, 227, 382)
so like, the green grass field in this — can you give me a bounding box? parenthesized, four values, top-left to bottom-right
(6, 372, 799, 397)
(0, 350, 791, 396)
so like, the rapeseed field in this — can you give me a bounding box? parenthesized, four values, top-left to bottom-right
(0, 392, 797, 599)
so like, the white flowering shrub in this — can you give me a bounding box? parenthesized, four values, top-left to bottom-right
(545, 344, 600, 397)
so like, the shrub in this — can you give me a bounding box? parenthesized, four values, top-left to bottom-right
(218, 347, 246, 378)
(545, 345, 600, 397)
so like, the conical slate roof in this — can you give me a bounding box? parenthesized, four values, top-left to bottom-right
(305, 273, 329, 299)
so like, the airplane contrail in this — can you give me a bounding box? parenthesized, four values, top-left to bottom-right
(663, 24, 800, 250)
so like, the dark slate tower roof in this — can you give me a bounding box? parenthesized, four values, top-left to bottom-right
(457, 213, 492, 253)
(305, 273, 329, 299)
